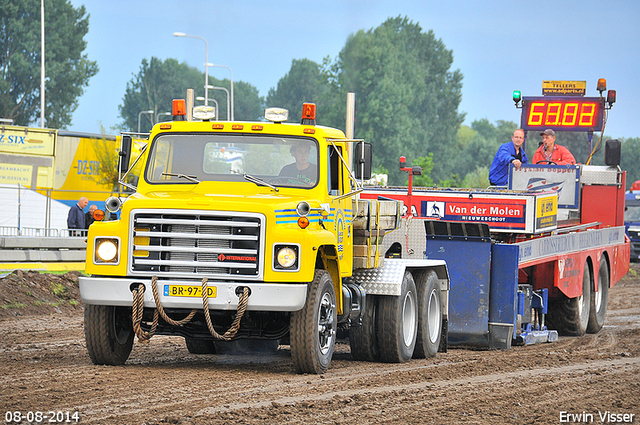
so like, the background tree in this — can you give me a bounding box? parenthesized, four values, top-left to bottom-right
(120, 57, 263, 131)
(621, 137, 640, 188)
(411, 154, 435, 187)
(265, 59, 330, 122)
(265, 17, 464, 185)
(229, 81, 263, 121)
(329, 16, 464, 185)
(120, 57, 202, 132)
(0, 0, 98, 127)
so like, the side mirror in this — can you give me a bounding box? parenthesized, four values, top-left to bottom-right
(605, 139, 621, 166)
(119, 135, 132, 173)
(354, 141, 372, 180)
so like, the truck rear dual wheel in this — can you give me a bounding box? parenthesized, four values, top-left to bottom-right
(587, 260, 609, 334)
(376, 271, 418, 363)
(290, 270, 337, 374)
(84, 304, 134, 365)
(547, 262, 592, 336)
(349, 295, 381, 362)
(413, 271, 442, 359)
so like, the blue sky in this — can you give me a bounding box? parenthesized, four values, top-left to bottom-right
(67, 0, 640, 139)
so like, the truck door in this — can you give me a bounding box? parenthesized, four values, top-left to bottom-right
(327, 144, 353, 276)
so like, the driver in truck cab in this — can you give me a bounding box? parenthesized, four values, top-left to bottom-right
(532, 128, 576, 165)
(279, 140, 317, 185)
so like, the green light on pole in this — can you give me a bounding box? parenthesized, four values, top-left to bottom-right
(513, 90, 522, 106)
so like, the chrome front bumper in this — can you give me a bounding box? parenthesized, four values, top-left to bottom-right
(79, 276, 307, 312)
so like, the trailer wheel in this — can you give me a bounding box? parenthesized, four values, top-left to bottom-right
(290, 270, 336, 374)
(587, 259, 609, 334)
(84, 305, 134, 365)
(185, 338, 217, 354)
(376, 271, 418, 363)
(349, 295, 381, 362)
(413, 271, 442, 359)
(547, 262, 591, 336)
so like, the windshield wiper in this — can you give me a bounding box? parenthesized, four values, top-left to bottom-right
(234, 171, 279, 192)
(161, 173, 201, 183)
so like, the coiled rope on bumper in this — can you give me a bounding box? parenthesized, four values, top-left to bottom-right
(201, 277, 249, 341)
(131, 276, 249, 343)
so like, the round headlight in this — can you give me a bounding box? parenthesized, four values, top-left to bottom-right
(277, 247, 297, 268)
(96, 240, 118, 262)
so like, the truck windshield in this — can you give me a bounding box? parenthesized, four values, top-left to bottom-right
(146, 133, 319, 188)
(625, 203, 640, 221)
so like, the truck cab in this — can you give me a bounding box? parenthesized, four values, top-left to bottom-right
(625, 183, 640, 261)
(80, 100, 449, 374)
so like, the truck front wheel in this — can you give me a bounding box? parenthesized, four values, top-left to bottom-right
(376, 271, 418, 362)
(547, 261, 591, 336)
(84, 305, 134, 365)
(290, 270, 337, 374)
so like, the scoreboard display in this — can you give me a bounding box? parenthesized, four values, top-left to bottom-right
(521, 96, 605, 132)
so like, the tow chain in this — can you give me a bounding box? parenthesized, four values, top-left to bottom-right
(131, 276, 249, 343)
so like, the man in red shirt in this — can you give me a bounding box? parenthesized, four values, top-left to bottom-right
(532, 129, 576, 165)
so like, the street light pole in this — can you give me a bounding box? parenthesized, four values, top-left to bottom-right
(205, 85, 230, 121)
(173, 32, 209, 106)
(208, 63, 234, 120)
(40, 0, 45, 128)
(138, 110, 154, 133)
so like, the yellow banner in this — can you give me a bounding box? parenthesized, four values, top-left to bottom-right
(536, 194, 558, 229)
(0, 126, 55, 155)
(542, 81, 587, 96)
(0, 163, 33, 185)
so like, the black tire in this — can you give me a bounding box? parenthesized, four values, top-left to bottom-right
(376, 271, 418, 363)
(413, 271, 442, 359)
(185, 338, 217, 354)
(84, 304, 134, 365)
(290, 270, 337, 374)
(349, 295, 381, 362)
(547, 261, 591, 336)
(587, 259, 609, 333)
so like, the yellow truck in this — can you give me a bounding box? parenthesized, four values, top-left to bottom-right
(79, 98, 450, 374)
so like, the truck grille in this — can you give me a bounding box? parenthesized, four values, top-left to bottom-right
(129, 210, 264, 280)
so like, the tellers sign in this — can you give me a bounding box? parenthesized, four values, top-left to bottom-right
(521, 97, 605, 132)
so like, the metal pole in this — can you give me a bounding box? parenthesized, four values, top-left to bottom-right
(206, 85, 230, 120)
(211, 64, 234, 120)
(174, 33, 209, 106)
(40, 0, 45, 128)
(137, 110, 153, 133)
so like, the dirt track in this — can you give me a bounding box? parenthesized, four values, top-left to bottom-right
(1, 266, 639, 424)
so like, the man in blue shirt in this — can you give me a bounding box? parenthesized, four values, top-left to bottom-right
(489, 129, 527, 187)
(67, 197, 88, 235)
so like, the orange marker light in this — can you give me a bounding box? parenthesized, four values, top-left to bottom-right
(302, 103, 316, 120)
(298, 216, 310, 229)
(212, 124, 224, 129)
(172, 99, 186, 116)
(93, 209, 105, 221)
(159, 123, 172, 130)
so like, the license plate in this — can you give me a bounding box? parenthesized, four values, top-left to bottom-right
(164, 285, 217, 298)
